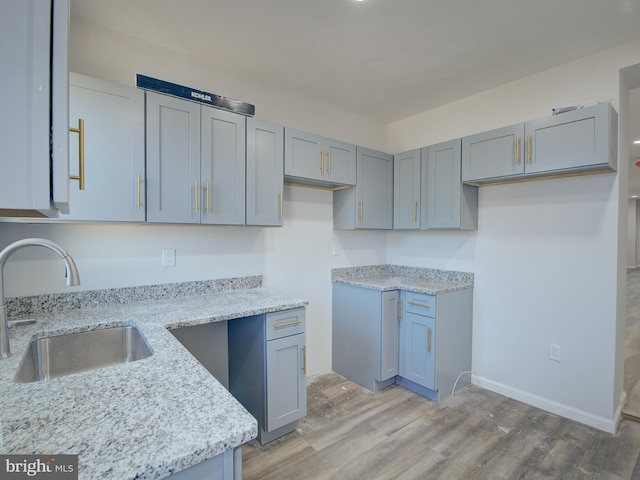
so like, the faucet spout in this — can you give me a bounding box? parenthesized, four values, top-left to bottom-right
(0, 238, 81, 359)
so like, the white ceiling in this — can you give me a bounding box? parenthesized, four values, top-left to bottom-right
(70, 0, 640, 187)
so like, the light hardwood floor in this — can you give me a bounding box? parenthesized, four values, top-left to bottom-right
(242, 274, 640, 479)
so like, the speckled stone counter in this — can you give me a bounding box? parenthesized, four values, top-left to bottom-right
(0, 277, 307, 479)
(332, 265, 473, 294)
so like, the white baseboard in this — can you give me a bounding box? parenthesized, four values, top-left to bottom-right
(472, 375, 621, 434)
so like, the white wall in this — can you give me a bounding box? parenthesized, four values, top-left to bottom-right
(388, 40, 640, 432)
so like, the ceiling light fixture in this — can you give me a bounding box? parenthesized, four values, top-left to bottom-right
(634, 140, 640, 144)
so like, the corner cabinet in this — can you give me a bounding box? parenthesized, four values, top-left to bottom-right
(284, 128, 356, 188)
(332, 283, 473, 403)
(145, 91, 246, 225)
(333, 147, 393, 230)
(421, 139, 478, 230)
(246, 118, 284, 226)
(462, 103, 617, 184)
(0, 0, 70, 217)
(393, 149, 421, 230)
(228, 308, 307, 445)
(332, 283, 400, 392)
(59, 73, 146, 222)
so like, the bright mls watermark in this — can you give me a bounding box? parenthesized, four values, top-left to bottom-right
(1, 455, 78, 479)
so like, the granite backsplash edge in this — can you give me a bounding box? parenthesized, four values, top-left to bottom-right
(6, 275, 263, 318)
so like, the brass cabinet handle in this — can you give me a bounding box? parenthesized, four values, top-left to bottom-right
(195, 181, 199, 213)
(427, 327, 432, 352)
(414, 200, 418, 223)
(527, 135, 532, 164)
(274, 320, 301, 329)
(69, 118, 85, 190)
(206, 182, 211, 214)
(137, 174, 141, 210)
(279, 190, 283, 217)
(327, 149, 331, 173)
(320, 148, 325, 172)
(408, 300, 431, 309)
(397, 298, 402, 321)
(515, 136, 521, 165)
(303, 345, 307, 374)
(359, 200, 363, 222)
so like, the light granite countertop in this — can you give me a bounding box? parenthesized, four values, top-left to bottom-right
(0, 277, 307, 479)
(332, 265, 474, 295)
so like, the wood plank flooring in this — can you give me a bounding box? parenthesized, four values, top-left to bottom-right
(242, 271, 640, 479)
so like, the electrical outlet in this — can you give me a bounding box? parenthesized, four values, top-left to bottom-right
(162, 248, 176, 268)
(549, 344, 562, 362)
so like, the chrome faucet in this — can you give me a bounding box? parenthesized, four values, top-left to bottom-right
(0, 238, 80, 358)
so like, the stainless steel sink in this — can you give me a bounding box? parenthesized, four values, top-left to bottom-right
(14, 325, 153, 383)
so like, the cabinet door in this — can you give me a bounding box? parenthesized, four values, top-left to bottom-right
(402, 311, 436, 390)
(422, 139, 461, 229)
(284, 128, 323, 182)
(266, 334, 307, 432)
(379, 290, 400, 381)
(61, 74, 145, 222)
(356, 147, 393, 229)
(0, 0, 69, 217)
(200, 106, 246, 225)
(246, 118, 284, 226)
(393, 149, 421, 229)
(325, 138, 357, 186)
(461, 124, 525, 182)
(524, 103, 615, 175)
(146, 92, 200, 224)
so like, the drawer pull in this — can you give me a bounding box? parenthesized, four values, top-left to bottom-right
(408, 301, 431, 309)
(427, 327, 432, 352)
(515, 136, 521, 165)
(274, 320, 302, 329)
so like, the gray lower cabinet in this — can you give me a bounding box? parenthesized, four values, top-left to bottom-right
(168, 447, 241, 480)
(393, 148, 421, 230)
(246, 118, 284, 226)
(228, 308, 307, 445)
(421, 139, 478, 230)
(146, 91, 246, 225)
(59, 73, 146, 222)
(462, 103, 617, 184)
(333, 147, 393, 229)
(332, 283, 472, 402)
(284, 128, 356, 187)
(332, 283, 400, 392)
(397, 290, 473, 402)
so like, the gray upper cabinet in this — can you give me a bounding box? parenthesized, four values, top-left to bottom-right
(60, 73, 145, 222)
(146, 91, 201, 224)
(393, 149, 421, 230)
(524, 102, 617, 175)
(246, 118, 284, 226)
(333, 147, 393, 230)
(146, 92, 246, 225)
(0, 0, 69, 218)
(461, 124, 525, 183)
(284, 128, 356, 187)
(462, 103, 617, 184)
(422, 139, 477, 230)
(200, 106, 246, 225)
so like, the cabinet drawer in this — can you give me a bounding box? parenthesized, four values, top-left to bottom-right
(266, 308, 306, 340)
(404, 292, 436, 318)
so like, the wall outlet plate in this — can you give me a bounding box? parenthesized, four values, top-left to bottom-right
(549, 344, 562, 362)
(162, 248, 176, 267)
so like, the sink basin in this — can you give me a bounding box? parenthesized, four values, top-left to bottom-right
(14, 325, 153, 383)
